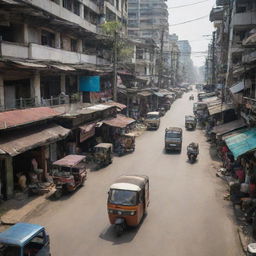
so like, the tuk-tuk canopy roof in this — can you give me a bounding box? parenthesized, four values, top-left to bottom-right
(0, 223, 44, 247)
(94, 143, 113, 149)
(147, 112, 159, 116)
(110, 182, 141, 192)
(111, 175, 148, 190)
(185, 115, 196, 121)
(53, 155, 86, 167)
(165, 127, 182, 133)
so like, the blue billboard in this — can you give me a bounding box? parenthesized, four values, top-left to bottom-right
(79, 76, 100, 92)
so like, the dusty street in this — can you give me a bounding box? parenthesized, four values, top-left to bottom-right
(27, 92, 243, 256)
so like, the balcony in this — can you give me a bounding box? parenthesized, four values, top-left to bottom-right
(232, 11, 256, 27)
(0, 41, 28, 59)
(210, 7, 224, 22)
(28, 0, 98, 33)
(29, 43, 97, 64)
(242, 50, 256, 63)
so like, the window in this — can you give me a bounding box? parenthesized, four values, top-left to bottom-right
(63, 0, 72, 11)
(41, 30, 55, 47)
(71, 39, 77, 52)
(73, 0, 80, 15)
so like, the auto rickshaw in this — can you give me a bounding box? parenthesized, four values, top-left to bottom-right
(158, 107, 166, 117)
(185, 115, 197, 130)
(0, 223, 50, 256)
(107, 175, 149, 236)
(51, 155, 87, 199)
(94, 143, 113, 168)
(115, 133, 135, 156)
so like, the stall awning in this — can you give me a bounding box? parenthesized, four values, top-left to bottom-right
(212, 119, 246, 136)
(230, 81, 244, 94)
(51, 64, 76, 71)
(153, 92, 164, 97)
(137, 91, 152, 97)
(208, 103, 234, 116)
(0, 124, 70, 156)
(224, 128, 256, 159)
(11, 61, 47, 68)
(79, 123, 96, 143)
(103, 114, 135, 128)
(104, 101, 127, 110)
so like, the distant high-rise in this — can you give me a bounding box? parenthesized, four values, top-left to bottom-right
(127, 0, 169, 45)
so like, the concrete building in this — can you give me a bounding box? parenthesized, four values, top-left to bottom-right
(209, 0, 256, 125)
(0, 0, 128, 110)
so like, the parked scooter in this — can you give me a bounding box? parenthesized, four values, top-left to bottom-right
(187, 143, 199, 163)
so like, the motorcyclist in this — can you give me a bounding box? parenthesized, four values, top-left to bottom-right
(187, 142, 199, 159)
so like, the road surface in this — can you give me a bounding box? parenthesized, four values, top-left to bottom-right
(28, 92, 243, 256)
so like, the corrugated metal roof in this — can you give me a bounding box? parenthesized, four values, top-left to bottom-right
(212, 119, 246, 136)
(103, 114, 135, 128)
(225, 128, 256, 159)
(0, 107, 61, 130)
(0, 124, 70, 156)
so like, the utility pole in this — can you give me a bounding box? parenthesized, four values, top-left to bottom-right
(158, 27, 164, 88)
(212, 31, 216, 89)
(113, 30, 118, 101)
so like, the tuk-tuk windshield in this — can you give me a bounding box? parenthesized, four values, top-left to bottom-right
(0, 244, 20, 256)
(109, 189, 137, 206)
(146, 114, 159, 120)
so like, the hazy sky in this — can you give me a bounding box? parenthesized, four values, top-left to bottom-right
(167, 0, 216, 67)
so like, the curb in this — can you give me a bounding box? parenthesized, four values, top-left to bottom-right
(237, 227, 249, 254)
(0, 189, 55, 226)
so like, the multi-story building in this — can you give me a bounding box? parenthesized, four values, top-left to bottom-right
(0, 0, 128, 110)
(209, 0, 256, 125)
(177, 40, 194, 84)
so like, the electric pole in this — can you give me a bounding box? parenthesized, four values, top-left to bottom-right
(113, 30, 118, 101)
(158, 27, 165, 88)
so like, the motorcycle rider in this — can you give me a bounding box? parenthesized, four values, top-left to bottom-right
(187, 142, 199, 161)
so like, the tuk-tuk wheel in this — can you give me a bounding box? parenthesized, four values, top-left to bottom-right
(114, 224, 124, 237)
(54, 189, 63, 199)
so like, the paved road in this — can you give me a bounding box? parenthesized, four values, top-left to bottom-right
(28, 92, 243, 256)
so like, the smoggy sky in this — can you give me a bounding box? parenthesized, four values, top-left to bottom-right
(167, 0, 216, 67)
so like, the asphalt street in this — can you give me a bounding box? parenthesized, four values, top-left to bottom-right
(27, 92, 243, 256)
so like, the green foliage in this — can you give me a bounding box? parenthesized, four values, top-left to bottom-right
(100, 21, 122, 37)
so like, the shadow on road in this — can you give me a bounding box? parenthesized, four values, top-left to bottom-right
(99, 215, 147, 245)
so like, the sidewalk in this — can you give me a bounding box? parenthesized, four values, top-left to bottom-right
(0, 189, 54, 231)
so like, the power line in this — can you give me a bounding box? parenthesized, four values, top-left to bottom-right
(169, 15, 209, 26)
(168, 0, 210, 9)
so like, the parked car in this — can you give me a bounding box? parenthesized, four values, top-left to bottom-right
(0, 223, 51, 256)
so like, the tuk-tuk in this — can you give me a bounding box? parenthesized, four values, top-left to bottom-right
(144, 111, 160, 130)
(52, 155, 87, 199)
(247, 243, 256, 255)
(115, 133, 135, 156)
(0, 223, 50, 256)
(107, 175, 149, 236)
(185, 115, 197, 130)
(158, 107, 166, 117)
(94, 143, 113, 168)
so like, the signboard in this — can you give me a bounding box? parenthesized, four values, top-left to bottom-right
(79, 76, 100, 92)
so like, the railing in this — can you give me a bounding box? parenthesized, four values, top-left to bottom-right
(0, 95, 73, 112)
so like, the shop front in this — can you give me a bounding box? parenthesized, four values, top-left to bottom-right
(0, 124, 70, 199)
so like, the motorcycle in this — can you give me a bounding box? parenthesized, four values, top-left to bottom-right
(187, 143, 199, 163)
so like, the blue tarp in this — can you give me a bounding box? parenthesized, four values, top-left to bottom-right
(225, 128, 256, 159)
(79, 76, 100, 92)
